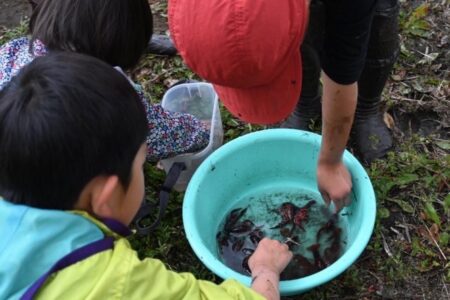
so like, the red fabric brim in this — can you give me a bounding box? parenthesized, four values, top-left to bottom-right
(213, 50, 302, 125)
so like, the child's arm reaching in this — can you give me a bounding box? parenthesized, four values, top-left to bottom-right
(144, 103, 210, 161)
(131, 87, 209, 161)
(249, 238, 293, 300)
(112, 70, 210, 161)
(80, 238, 292, 300)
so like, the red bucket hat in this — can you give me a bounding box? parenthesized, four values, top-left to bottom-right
(169, 0, 309, 124)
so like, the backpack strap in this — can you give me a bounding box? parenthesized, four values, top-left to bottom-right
(133, 162, 186, 235)
(21, 237, 114, 300)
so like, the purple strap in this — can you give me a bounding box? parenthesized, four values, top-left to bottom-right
(101, 218, 132, 237)
(21, 237, 114, 300)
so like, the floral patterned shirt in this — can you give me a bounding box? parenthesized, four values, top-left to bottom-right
(0, 37, 209, 161)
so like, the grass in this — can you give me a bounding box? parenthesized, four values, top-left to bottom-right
(129, 131, 449, 299)
(1, 0, 448, 298)
(0, 21, 28, 44)
(130, 1, 449, 298)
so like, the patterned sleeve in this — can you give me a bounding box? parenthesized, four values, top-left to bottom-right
(0, 37, 47, 90)
(136, 89, 210, 162)
(112, 68, 210, 161)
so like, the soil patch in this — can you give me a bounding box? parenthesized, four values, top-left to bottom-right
(149, 0, 169, 34)
(0, 0, 30, 28)
(0, 0, 168, 34)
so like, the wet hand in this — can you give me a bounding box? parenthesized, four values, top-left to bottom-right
(317, 160, 352, 213)
(249, 238, 293, 275)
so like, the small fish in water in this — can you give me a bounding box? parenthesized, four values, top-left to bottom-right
(279, 227, 291, 238)
(323, 227, 342, 266)
(230, 219, 254, 235)
(280, 254, 316, 280)
(316, 219, 337, 243)
(292, 200, 316, 232)
(242, 255, 251, 275)
(271, 200, 316, 232)
(271, 202, 297, 229)
(224, 207, 248, 232)
(242, 248, 255, 256)
(249, 228, 265, 245)
(308, 243, 326, 271)
(293, 254, 316, 276)
(232, 238, 245, 252)
(216, 232, 228, 248)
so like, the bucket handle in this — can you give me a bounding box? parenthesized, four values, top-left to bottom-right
(133, 162, 186, 235)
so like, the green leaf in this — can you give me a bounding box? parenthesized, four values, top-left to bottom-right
(424, 202, 441, 225)
(397, 173, 419, 186)
(412, 19, 430, 31)
(411, 237, 422, 256)
(411, 3, 430, 19)
(436, 140, 450, 150)
(422, 175, 435, 187)
(444, 194, 450, 213)
(374, 180, 397, 199)
(439, 232, 449, 248)
(387, 198, 415, 214)
(377, 207, 390, 219)
(402, 3, 431, 38)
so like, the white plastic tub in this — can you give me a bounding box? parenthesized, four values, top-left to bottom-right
(159, 82, 224, 191)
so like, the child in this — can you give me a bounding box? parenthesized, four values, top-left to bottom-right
(0, 53, 293, 300)
(27, 0, 177, 56)
(0, 0, 209, 162)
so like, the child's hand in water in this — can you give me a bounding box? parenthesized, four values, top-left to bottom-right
(249, 238, 293, 276)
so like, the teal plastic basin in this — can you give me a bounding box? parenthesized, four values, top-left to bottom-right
(183, 129, 376, 295)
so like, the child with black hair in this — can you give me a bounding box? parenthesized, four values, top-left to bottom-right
(0, 52, 292, 300)
(0, 0, 208, 162)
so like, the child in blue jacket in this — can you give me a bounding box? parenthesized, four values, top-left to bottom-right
(0, 52, 292, 300)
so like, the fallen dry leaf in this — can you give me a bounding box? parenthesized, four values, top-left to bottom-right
(430, 223, 440, 240)
(383, 112, 395, 129)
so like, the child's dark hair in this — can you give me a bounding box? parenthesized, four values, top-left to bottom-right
(0, 52, 148, 210)
(29, 0, 153, 70)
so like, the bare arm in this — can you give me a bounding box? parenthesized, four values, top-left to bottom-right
(317, 72, 356, 211)
(250, 269, 280, 300)
(249, 238, 293, 300)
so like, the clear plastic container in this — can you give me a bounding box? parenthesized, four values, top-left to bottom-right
(159, 82, 224, 191)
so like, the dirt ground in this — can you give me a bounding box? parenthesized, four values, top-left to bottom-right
(0, 0, 30, 28)
(0, 1, 448, 299)
(3, 0, 444, 140)
(0, 0, 167, 33)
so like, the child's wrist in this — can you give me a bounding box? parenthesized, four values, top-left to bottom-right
(250, 268, 281, 300)
(250, 263, 277, 275)
(251, 268, 279, 284)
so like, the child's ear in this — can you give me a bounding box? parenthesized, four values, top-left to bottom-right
(90, 175, 121, 218)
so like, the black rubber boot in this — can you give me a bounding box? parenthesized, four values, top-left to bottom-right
(280, 0, 325, 130)
(147, 34, 178, 56)
(281, 95, 321, 130)
(353, 96, 394, 164)
(352, 0, 399, 164)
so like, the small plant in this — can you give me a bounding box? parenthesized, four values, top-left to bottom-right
(400, 3, 431, 38)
